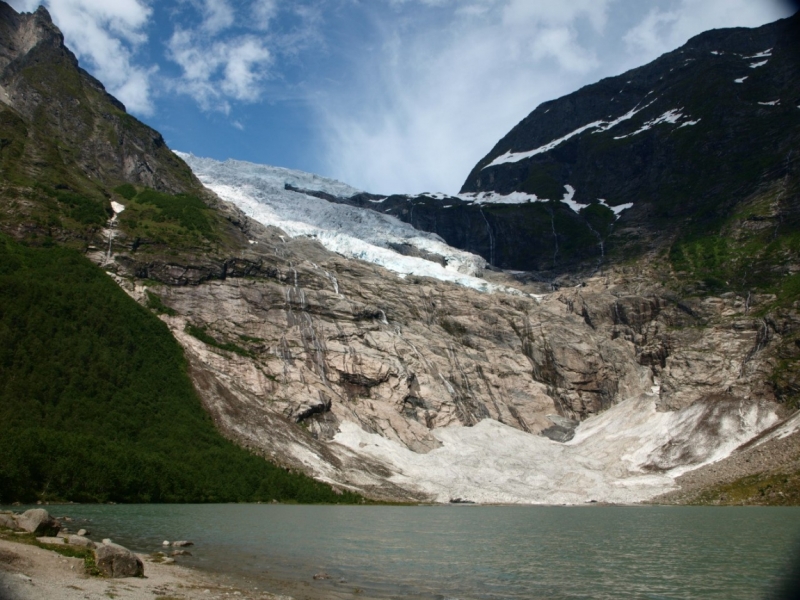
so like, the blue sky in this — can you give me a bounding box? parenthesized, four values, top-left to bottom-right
(8, 0, 797, 194)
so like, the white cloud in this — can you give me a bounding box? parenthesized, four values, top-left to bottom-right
(624, 0, 792, 58)
(501, 0, 609, 30)
(199, 0, 235, 34)
(316, 1, 610, 194)
(8, 0, 155, 115)
(167, 29, 272, 113)
(251, 0, 278, 30)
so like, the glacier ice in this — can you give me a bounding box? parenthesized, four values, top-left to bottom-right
(178, 153, 528, 294)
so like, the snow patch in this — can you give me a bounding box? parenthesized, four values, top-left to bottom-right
(608, 202, 633, 216)
(749, 60, 768, 69)
(753, 412, 800, 448)
(614, 109, 691, 139)
(461, 186, 632, 219)
(758, 100, 780, 106)
(458, 191, 543, 205)
(485, 120, 605, 168)
(110, 201, 125, 214)
(484, 101, 654, 168)
(560, 184, 583, 213)
(734, 76, 748, 84)
(745, 48, 772, 59)
(333, 395, 779, 504)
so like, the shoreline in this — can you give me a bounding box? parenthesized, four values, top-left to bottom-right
(0, 536, 376, 600)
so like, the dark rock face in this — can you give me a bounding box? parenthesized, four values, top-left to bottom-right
(0, 1, 200, 196)
(324, 14, 800, 280)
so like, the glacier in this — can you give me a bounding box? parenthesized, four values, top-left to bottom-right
(178, 153, 526, 294)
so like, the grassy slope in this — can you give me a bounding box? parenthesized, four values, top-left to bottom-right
(690, 471, 800, 506)
(0, 235, 362, 504)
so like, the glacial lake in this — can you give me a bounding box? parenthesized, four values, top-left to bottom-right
(8, 504, 800, 599)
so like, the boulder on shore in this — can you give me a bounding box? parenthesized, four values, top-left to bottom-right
(67, 535, 95, 548)
(0, 513, 18, 530)
(16, 509, 61, 536)
(94, 542, 144, 578)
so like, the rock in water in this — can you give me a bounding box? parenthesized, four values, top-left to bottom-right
(171, 540, 193, 547)
(15, 510, 61, 536)
(94, 542, 145, 578)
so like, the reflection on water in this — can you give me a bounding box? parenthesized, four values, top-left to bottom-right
(8, 504, 800, 600)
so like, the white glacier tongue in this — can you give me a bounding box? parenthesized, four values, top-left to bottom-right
(178, 153, 517, 293)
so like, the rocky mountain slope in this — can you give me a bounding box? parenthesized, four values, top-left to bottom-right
(0, 1, 798, 504)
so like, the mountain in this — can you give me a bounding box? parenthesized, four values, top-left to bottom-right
(0, 3, 363, 504)
(324, 14, 800, 287)
(0, 1, 798, 504)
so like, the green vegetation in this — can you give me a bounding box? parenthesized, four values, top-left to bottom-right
(520, 164, 564, 200)
(0, 527, 101, 575)
(55, 190, 109, 226)
(113, 184, 137, 201)
(112, 185, 220, 249)
(691, 470, 800, 506)
(145, 291, 176, 316)
(668, 179, 800, 303)
(185, 324, 252, 358)
(135, 190, 213, 236)
(0, 236, 363, 504)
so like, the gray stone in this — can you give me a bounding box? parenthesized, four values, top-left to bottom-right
(0, 514, 18, 530)
(76, 528, 89, 537)
(94, 543, 144, 578)
(67, 535, 95, 548)
(35, 536, 64, 545)
(16, 509, 60, 536)
(171, 540, 193, 547)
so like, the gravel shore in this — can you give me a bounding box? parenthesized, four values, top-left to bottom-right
(652, 422, 800, 505)
(0, 537, 368, 600)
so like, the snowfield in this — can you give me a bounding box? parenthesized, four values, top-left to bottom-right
(334, 392, 779, 504)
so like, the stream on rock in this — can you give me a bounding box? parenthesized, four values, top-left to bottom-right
(6, 504, 800, 600)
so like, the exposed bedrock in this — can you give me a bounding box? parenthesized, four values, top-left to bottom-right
(109, 223, 789, 501)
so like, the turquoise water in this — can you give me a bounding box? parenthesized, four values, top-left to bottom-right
(10, 504, 800, 599)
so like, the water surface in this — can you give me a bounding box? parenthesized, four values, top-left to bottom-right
(11, 504, 800, 599)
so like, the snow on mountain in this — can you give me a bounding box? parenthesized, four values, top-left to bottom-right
(483, 100, 655, 168)
(334, 391, 779, 504)
(178, 153, 519, 293)
(456, 186, 632, 219)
